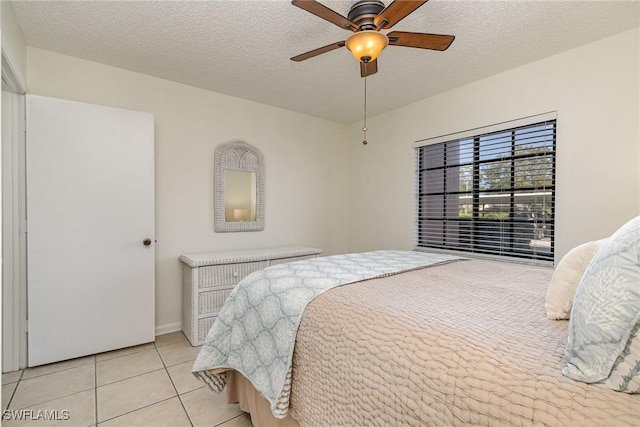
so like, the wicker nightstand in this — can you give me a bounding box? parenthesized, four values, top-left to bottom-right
(179, 246, 322, 346)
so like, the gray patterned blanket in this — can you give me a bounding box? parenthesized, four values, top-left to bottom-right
(192, 250, 463, 418)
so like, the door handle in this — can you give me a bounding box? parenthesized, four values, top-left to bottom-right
(143, 238, 152, 247)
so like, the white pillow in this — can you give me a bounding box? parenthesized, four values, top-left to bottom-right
(545, 238, 608, 320)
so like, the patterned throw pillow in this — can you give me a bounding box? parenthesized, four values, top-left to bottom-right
(563, 215, 640, 393)
(545, 238, 608, 320)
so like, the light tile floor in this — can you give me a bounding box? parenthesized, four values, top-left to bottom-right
(1, 331, 253, 427)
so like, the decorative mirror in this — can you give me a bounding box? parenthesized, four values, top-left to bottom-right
(214, 140, 265, 232)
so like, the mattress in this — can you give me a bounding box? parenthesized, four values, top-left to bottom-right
(230, 258, 638, 426)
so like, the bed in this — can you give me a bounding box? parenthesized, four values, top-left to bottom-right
(193, 253, 639, 426)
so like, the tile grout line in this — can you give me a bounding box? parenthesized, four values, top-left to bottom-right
(155, 337, 189, 349)
(94, 355, 99, 427)
(215, 413, 249, 427)
(19, 359, 94, 382)
(156, 341, 195, 427)
(4, 369, 24, 411)
(97, 395, 178, 425)
(96, 366, 166, 389)
(95, 343, 156, 363)
(6, 387, 95, 412)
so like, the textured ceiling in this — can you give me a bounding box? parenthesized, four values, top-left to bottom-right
(11, 0, 640, 124)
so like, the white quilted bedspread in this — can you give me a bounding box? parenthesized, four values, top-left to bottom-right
(288, 259, 640, 426)
(192, 250, 462, 418)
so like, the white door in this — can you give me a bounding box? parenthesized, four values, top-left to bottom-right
(26, 95, 155, 367)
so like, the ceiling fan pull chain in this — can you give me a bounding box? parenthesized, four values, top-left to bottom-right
(362, 62, 368, 145)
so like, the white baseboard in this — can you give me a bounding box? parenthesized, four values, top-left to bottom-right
(155, 322, 182, 337)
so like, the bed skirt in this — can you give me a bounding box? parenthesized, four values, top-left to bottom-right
(226, 370, 300, 427)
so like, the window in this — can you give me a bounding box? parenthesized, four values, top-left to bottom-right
(415, 118, 556, 262)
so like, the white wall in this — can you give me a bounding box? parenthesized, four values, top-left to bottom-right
(346, 28, 640, 263)
(26, 48, 349, 333)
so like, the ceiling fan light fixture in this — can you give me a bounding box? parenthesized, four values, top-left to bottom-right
(345, 30, 389, 62)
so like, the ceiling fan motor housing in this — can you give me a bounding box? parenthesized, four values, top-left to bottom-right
(348, 0, 385, 30)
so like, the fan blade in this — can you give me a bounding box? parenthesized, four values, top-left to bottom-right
(388, 31, 455, 51)
(290, 41, 346, 62)
(292, 0, 358, 31)
(374, 1, 428, 29)
(360, 59, 378, 77)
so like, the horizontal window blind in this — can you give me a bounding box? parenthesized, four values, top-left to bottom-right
(415, 119, 556, 262)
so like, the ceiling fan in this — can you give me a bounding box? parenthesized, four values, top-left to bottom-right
(290, 0, 455, 77)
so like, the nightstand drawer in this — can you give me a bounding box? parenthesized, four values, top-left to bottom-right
(198, 261, 268, 288)
(199, 288, 233, 315)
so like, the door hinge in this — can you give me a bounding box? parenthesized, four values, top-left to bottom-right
(19, 219, 27, 233)
(21, 320, 28, 334)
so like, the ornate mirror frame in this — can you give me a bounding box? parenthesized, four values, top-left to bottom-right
(214, 140, 265, 232)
